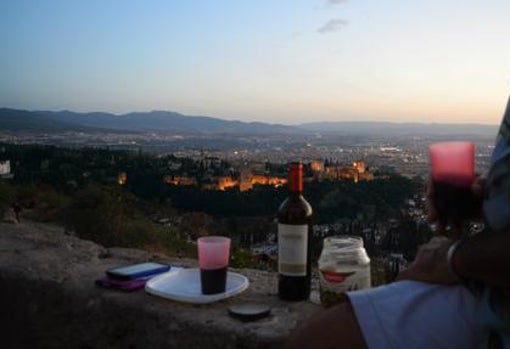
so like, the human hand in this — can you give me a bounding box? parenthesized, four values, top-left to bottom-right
(426, 176, 485, 237)
(396, 236, 459, 285)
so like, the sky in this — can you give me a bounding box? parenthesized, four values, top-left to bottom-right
(1, 0, 510, 125)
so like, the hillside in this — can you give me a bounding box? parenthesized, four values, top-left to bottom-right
(0, 107, 499, 137)
(0, 108, 303, 135)
(0, 108, 88, 132)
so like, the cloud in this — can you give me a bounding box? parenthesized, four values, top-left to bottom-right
(328, 0, 349, 4)
(317, 19, 348, 34)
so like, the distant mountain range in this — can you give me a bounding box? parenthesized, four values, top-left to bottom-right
(0, 108, 499, 137)
(299, 121, 498, 137)
(0, 108, 302, 135)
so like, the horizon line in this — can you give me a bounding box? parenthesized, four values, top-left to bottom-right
(0, 106, 500, 127)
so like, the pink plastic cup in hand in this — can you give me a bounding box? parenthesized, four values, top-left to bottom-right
(197, 236, 231, 295)
(429, 141, 475, 229)
(429, 141, 475, 186)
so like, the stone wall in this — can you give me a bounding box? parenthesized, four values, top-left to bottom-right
(0, 221, 318, 348)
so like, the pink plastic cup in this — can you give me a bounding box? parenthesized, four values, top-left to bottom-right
(197, 236, 231, 294)
(429, 141, 475, 186)
(429, 141, 475, 229)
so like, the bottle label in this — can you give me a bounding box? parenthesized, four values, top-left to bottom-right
(278, 223, 308, 276)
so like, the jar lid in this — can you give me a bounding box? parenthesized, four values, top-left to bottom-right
(228, 303, 271, 322)
(323, 235, 363, 249)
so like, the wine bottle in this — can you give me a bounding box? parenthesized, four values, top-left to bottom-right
(278, 161, 313, 301)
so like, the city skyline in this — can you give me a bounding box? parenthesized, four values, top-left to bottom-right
(1, 0, 509, 125)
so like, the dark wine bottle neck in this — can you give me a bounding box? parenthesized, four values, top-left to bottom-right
(288, 162, 303, 193)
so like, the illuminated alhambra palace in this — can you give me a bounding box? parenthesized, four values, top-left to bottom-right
(147, 159, 374, 192)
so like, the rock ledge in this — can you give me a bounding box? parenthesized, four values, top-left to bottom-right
(0, 221, 318, 348)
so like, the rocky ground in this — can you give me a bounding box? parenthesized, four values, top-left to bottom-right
(0, 218, 319, 348)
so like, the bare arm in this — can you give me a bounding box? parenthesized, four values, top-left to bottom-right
(399, 175, 510, 290)
(397, 232, 510, 292)
(453, 231, 510, 291)
(285, 302, 367, 349)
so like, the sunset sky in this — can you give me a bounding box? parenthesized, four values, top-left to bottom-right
(1, 0, 509, 125)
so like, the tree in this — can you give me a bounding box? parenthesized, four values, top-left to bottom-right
(63, 184, 138, 246)
(178, 212, 214, 240)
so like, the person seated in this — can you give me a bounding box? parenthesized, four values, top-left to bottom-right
(286, 96, 510, 349)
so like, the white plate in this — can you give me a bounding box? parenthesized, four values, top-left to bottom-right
(145, 268, 249, 304)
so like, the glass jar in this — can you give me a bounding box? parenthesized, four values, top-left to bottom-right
(318, 235, 371, 307)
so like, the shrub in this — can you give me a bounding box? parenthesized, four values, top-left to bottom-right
(0, 180, 14, 218)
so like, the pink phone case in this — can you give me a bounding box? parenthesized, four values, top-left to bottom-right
(95, 276, 148, 292)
